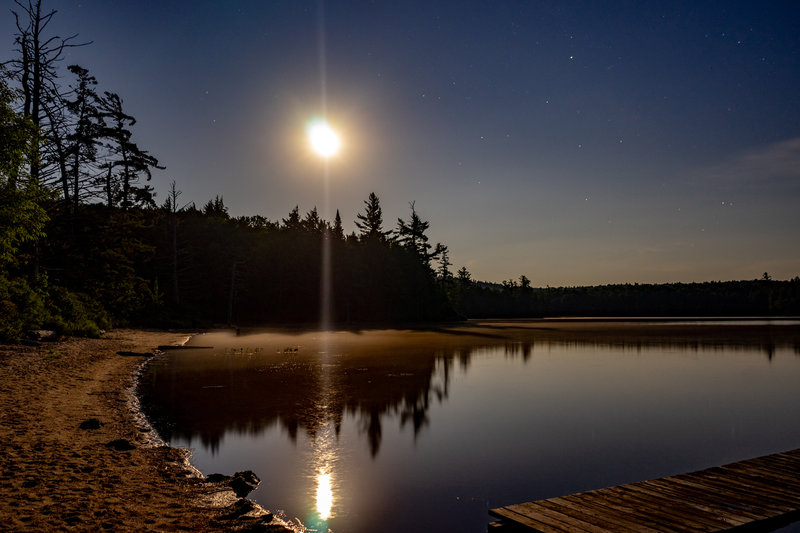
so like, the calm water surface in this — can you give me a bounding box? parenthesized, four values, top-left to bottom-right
(140, 320, 800, 532)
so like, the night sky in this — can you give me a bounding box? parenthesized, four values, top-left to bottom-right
(4, 1, 799, 286)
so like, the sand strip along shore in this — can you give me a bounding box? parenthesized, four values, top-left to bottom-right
(0, 329, 293, 532)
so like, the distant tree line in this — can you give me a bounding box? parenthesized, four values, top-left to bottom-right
(448, 275, 800, 318)
(2, 1, 798, 341)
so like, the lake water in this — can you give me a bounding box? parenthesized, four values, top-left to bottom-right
(139, 319, 800, 532)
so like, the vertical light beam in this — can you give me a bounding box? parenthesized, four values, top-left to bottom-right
(315, 0, 333, 332)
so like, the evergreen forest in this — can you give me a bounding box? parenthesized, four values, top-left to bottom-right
(2, 1, 799, 342)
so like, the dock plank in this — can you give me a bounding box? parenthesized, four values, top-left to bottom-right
(639, 479, 759, 525)
(730, 462, 800, 488)
(610, 485, 733, 531)
(561, 492, 672, 532)
(668, 474, 795, 515)
(599, 486, 723, 532)
(542, 498, 651, 533)
(631, 481, 751, 528)
(651, 474, 793, 518)
(702, 469, 800, 508)
(719, 464, 800, 492)
(489, 449, 800, 532)
(507, 502, 603, 533)
(491, 506, 568, 533)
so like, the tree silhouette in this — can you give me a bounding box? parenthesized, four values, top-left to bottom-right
(64, 64, 102, 214)
(98, 91, 162, 208)
(436, 244, 451, 282)
(282, 205, 301, 231)
(396, 201, 440, 269)
(332, 209, 345, 240)
(302, 206, 326, 233)
(8, 0, 88, 186)
(355, 192, 392, 242)
(161, 180, 187, 306)
(201, 195, 228, 218)
(457, 266, 472, 284)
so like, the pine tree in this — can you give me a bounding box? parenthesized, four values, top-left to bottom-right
(396, 201, 440, 268)
(282, 206, 301, 231)
(302, 206, 325, 233)
(98, 91, 162, 208)
(457, 266, 471, 285)
(436, 244, 451, 282)
(64, 64, 102, 213)
(202, 195, 228, 218)
(355, 192, 392, 242)
(332, 209, 344, 240)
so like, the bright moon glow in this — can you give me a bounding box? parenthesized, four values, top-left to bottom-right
(316, 471, 333, 521)
(308, 120, 341, 158)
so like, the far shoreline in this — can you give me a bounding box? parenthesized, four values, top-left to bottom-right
(193, 316, 800, 344)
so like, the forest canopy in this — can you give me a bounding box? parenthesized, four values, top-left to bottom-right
(2, 1, 798, 342)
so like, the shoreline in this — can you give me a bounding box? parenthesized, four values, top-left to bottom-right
(0, 329, 293, 531)
(125, 338, 189, 449)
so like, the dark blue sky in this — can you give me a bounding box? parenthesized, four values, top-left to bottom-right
(4, 1, 799, 285)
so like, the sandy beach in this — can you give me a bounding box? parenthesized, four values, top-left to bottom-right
(0, 329, 293, 532)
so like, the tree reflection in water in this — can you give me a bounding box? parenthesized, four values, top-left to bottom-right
(139, 321, 800, 457)
(140, 332, 459, 456)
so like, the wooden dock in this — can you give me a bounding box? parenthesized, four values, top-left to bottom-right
(490, 449, 800, 532)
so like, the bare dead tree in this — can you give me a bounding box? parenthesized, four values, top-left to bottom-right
(6, 0, 90, 188)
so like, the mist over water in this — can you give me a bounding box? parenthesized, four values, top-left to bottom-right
(140, 320, 800, 532)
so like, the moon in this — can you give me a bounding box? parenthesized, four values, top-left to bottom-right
(308, 120, 341, 158)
